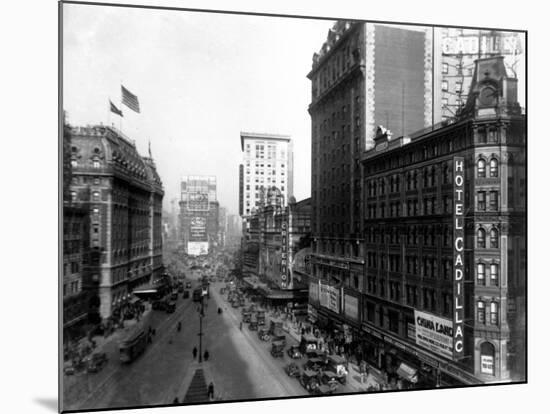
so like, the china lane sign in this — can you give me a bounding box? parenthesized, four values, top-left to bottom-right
(414, 310, 453, 359)
(453, 157, 465, 360)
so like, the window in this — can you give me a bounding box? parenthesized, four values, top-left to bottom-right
(93, 159, 100, 168)
(489, 158, 498, 177)
(477, 159, 486, 177)
(490, 264, 499, 286)
(489, 191, 498, 210)
(442, 62, 448, 74)
(442, 80, 448, 91)
(477, 228, 486, 248)
(490, 302, 499, 325)
(477, 263, 485, 285)
(477, 301, 486, 323)
(477, 191, 486, 211)
(490, 228, 499, 248)
(455, 81, 463, 94)
(92, 191, 100, 201)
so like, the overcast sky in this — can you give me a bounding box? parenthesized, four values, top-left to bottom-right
(63, 4, 333, 215)
(63, 4, 525, 217)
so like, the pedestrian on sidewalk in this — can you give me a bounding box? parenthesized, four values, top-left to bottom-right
(239, 322, 243, 330)
(173, 397, 179, 404)
(204, 350, 210, 361)
(207, 382, 214, 400)
(193, 347, 198, 359)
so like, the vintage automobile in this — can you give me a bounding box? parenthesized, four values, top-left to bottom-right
(152, 300, 166, 311)
(84, 351, 108, 373)
(177, 285, 184, 293)
(306, 348, 327, 359)
(299, 370, 320, 392)
(270, 340, 285, 358)
(271, 334, 286, 347)
(170, 292, 178, 301)
(302, 358, 326, 372)
(185, 281, 192, 289)
(63, 362, 75, 376)
(300, 333, 319, 354)
(242, 311, 252, 323)
(248, 321, 258, 331)
(314, 383, 337, 395)
(325, 355, 348, 384)
(258, 327, 271, 341)
(320, 371, 341, 391)
(182, 290, 190, 299)
(287, 345, 303, 359)
(165, 301, 176, 313)
(285, 362, 301, 378)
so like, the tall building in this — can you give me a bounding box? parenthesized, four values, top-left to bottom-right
(437, 28, 524, 121)
(179, 175, 219, 256)
(307, 21, 432, 352)
(356, 56, 525, 385)
(238, 131, 294, 218)
(68, 125, 164, 320)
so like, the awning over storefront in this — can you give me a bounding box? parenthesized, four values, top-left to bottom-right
(396, 362, 418, 383)
(266, 289, 309, 300)
(132, 285, 158, 295)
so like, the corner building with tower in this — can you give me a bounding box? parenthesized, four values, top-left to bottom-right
(307, 19, 525, 387)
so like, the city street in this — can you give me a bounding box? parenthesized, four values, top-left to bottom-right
(63, 275, 309, 412)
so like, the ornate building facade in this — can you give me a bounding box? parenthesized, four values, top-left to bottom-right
(359, 56, 525, 385)
(68, 125, 164, 320)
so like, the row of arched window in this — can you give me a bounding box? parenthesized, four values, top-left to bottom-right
(477, 227, 499, 248)
(477, 157, 499, 178)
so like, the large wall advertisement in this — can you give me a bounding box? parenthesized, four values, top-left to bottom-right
(344, 294, 359, 321)
(189, 216, 207, 241)
(187, 241, 209, 256)
(453, 156, 465, 360)
(319, 283, 340, 313)
(414, 310, 454, 359)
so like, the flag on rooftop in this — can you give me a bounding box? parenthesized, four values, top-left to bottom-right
(110, 100, 123, 117)
(121, 85, 140, 113)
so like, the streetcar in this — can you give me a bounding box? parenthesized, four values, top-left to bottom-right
(119, 329, 148, 363)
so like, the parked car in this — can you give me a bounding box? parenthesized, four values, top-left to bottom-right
(85, 351, 108, 373)
(182, 290, 190, 299)
(303, 358, 326, 372)
(287, 345, 303, 359)
(299, 370, 320, 393)
(171, 292, 178, 301)
(270, 341, 285, 358)
(165, 302, 176, 313)
(285, 362, 301, 378)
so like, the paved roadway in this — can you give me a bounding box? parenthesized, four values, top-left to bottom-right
(63, 276, 310, 412)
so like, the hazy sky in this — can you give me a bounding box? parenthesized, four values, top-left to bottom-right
(63, 4, 333, 215)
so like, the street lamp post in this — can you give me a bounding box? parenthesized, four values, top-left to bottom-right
(198, 296, 204, 363)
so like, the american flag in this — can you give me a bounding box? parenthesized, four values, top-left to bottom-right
(109, 100, 123, 117)
(121, 85, 140, 113)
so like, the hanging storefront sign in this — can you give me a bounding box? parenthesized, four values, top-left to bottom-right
(327, 285, 340, 313)
(453, 156, 465, 360)
(344, 294, 359, 321)
(319, 283, 330, 308)
(414, 310, 454, 359)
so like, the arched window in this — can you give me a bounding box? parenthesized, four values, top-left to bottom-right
(477, 228, 486, 248)
(480, 342, 495, 375)
(477, 301, 486, 323)
(477, 263, 486, 285)
(489, 158, 498, 177)
(477, 158, 486, 178)
(490, 228, 499, 248)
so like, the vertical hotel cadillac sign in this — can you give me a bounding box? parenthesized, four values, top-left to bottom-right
(453, 157, 465, 360)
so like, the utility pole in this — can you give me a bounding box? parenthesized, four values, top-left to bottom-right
(198, 296, 204, 363)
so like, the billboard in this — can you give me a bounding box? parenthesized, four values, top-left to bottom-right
(188, 241, 209, 256)
(188, 192, 209, 211)
(319, 283, 340, 313)
(344, 294, 359, 321)
(189, 216, 207, 241)
(309, 281, 319, 304)
(414, 310, 454, 359)
(453, 156, 465, 360)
